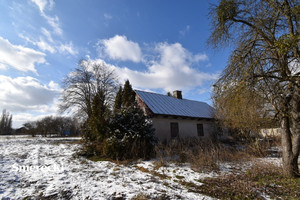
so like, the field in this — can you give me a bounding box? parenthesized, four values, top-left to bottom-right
(0, 136, 296, 200)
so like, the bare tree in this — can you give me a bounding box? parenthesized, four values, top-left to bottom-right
(23, 121, 37, 137)
(59, 59, 118, 119)
(0, 109, 13, 135)
(209, 0, 299, 177)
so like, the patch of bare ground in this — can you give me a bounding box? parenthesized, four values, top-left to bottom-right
(132, 193, 174, 200)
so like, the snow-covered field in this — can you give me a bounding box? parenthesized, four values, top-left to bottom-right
(0, 136, 217, 199)
(0, 136, 283, 200)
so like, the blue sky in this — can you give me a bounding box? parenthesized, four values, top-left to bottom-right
(0, 0, 231, 128)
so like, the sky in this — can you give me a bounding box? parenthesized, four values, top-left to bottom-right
(0, 0, 232, 128)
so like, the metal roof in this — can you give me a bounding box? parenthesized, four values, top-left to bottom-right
(135, 90, 215, 119)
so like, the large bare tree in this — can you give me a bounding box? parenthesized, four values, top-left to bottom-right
(210, 0, 299, 177)
(60, 59, 118, 119)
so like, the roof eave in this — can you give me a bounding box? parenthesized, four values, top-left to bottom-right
(152, 113, 215, 121)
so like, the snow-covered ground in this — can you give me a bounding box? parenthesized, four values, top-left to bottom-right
(0, 136, 283, 199)
(0, 136, 216, 199)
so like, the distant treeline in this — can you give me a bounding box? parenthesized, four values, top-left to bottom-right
(22, 116, 81, 137)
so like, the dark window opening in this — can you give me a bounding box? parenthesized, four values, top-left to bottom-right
(217, 126, 223, 136)
(170, 122, 179, 138)
(197, 124, 204, 136)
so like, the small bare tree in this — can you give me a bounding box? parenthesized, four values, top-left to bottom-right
(0, 109, 12, 135)
(59, 59, 118, 119)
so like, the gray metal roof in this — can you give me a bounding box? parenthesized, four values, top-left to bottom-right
(135, 90, 215, 119)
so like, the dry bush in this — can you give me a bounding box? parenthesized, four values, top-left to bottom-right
(155, 138, 252, 172)
(198, 174, 260, 199)
(246, 142, 270, 157)
(267, 135, 281, 146)
(245, 136, 282, 158)
(244, 161, 283, 181)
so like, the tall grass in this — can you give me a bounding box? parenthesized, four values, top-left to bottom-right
(155, 138, 259, 172)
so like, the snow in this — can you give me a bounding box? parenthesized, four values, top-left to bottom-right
(136, 162, 216, 186)
(0, 136, 214, 199)
(0, 136, 284, 199)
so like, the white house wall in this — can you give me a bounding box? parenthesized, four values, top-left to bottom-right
(259, 128, 281, 137)
(151, 116, 217, 142)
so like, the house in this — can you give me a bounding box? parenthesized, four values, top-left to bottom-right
(135, 90, 219, 142)
(259, 128, 281, 138)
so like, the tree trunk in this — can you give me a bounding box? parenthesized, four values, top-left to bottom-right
(290, 81, 300, 177)
(291, 131, 300, 176)
(280, 116, 298, 177)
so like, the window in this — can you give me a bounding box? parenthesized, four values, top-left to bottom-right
(217, 126, 223, 136)
(197, 124, 204, 136)
(170, 122, 179, 138)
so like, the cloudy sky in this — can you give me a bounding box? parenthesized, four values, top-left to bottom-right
(0, 0, 231, 128)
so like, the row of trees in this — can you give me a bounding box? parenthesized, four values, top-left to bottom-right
(0, 109, 12, 135)
(23, 116, 80, 137)
(60, 60, 156, 160)
(210, 0, 299, 177)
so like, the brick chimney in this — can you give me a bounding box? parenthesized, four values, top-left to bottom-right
(173, 90, 182, 99)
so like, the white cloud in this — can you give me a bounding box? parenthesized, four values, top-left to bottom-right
(31, 0, 62, 36)
(0, 75, 60, 111)
(193, 54, 208, 62)
(93, 41, 217, 92)
(0, 37, 46, 73)
(41, 27, 54, 43)
(31, 0, 48, 13)
(0, 63, 8, 70)
(36, 39, 55, 53)
(42, 14, 62, 36)
(27, 2, 77, 56)
(19, 32, 77, 55)
(58, 42, 78, 55)
(179, 25, 190, 36)
(198, 87, 212, 95)
(99, 35, 142, 62)
(0, 75, 60, 127)
(48, 80, 61, 91)
(13, 111, 57, 128)
(48, 0, 55, 10)
(13, 111, 60, 128)
(121, 42, 216, 91)
(20, 33, 55, 53)
(104, 13, 112, 19)
(12, 113, 44, 128)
